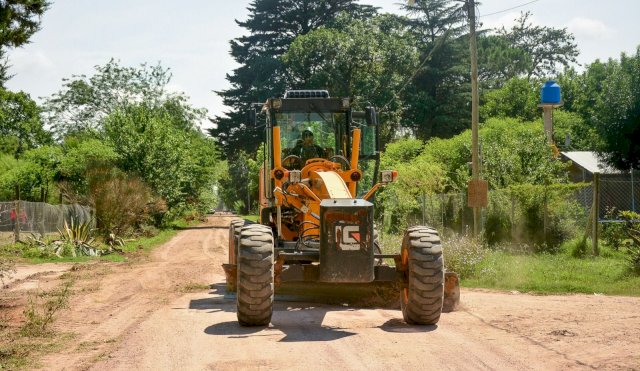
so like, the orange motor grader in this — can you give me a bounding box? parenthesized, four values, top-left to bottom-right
(223, 90, 458, 327)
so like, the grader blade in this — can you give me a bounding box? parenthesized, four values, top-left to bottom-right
(274, 281, 400, 308)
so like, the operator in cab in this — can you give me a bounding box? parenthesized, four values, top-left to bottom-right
(291, 129, 325, 164)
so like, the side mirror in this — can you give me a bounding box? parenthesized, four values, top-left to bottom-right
(365, 106, 378, 126)
(248, 108, 257, 127)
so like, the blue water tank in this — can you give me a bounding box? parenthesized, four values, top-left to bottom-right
(541, 80, 561, 104)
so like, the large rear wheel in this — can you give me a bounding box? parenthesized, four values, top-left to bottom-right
(228, 219, 246, 265)
(400, 226, 444, 325)
(237, 224, 274, 326)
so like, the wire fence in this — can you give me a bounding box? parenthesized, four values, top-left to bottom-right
(0, 201, 94, 246)
(379, 177, 639, 245)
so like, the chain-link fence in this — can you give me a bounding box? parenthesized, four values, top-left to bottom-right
(0, 201, 94, 246)
(598, 176, 639, 219)
(379, 176, 638, 247)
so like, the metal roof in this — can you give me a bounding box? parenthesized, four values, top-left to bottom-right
(561, 151, 622, 174)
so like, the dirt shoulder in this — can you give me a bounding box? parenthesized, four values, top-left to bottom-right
(2, 216, 639, 370)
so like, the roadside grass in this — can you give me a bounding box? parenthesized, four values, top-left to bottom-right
(464, 249, 640, 296)
(380, 232, 640, 297)
(0, 278, 75, 369)
(239, 215, 259, 222)
(0, 218, 197, 264)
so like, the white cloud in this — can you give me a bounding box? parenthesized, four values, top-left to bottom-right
(7, 49, 55, 74)
(566, 17, 615, 41)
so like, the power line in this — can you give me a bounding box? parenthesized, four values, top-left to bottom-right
(479, 0, 540, 18)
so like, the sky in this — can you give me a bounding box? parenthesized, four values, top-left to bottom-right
(5, 0, 640, 131)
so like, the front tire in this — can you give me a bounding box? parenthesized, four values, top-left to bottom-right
(237, 224, 274, 326)
(400, 226, 444, 325)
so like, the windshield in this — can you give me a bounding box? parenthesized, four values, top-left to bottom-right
(277, 112, 346, 167)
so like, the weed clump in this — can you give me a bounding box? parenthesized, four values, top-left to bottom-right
(21, 281, 73, 337)
(443, 236, 488, 279)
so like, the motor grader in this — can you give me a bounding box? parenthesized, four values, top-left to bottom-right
(223, 90, 459, 326)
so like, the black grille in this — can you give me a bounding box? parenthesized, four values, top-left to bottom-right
(284, 90, 330, 99)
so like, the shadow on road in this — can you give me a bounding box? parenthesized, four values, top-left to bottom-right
(192, 283, 356, 342)
(192, 281, 436, 341)
(378, 318, 438, 333)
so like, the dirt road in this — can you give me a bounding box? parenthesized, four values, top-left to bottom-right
(28, 216, 640, 370)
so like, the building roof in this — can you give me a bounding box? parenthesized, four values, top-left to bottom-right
(561, 151, 622, 174)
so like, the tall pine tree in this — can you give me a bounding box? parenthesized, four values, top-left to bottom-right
(209, 0, 376, 158)
(400, 0, 470, 140)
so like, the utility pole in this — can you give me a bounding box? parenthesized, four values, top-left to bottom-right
(469, 0, 481, 236)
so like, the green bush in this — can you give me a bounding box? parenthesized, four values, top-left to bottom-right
(484, 192, 512, 246)
(620, 211, 640, 274)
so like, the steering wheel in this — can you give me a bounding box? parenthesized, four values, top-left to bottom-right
(329, 155, 351, 170)
(282, 155, 303, 170)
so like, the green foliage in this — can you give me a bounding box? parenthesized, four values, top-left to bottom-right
(480, 77, 539, 122)
(217, 149, 264, 214)
(57, 219, 96, 256)
(496, 11, 579, 79)
(57, 139, 119, 201)
(283, 14, 419, 141)
(507, 183, 587, 250)
(484, 192, 512, 246)
(401, 0, 470, 141)
(477, 35, 530, 87)
(417, 117, 568, 192)
(0, 154, 41, 200)
(617, 211, 640, 274)
(378, 153, 445, 233)
(379, 138, 424, 170)
(0, 88, 51, 156)
(42, 59, 188, 137)
(211, 0, 376, 157)
(592, 48, 640, 170)
(565, 236, 589, 258)
(103, 103, 218, 213)
(551, 110, 600, 151)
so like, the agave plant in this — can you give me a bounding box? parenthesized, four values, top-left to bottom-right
(57, 218, 97, 257)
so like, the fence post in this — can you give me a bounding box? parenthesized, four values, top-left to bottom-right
(422, 191, 426, 225)
(14, 200, 20, 243)
(543, 185, 548, 245)
(510, 193, 515, 240)
(632, 168, 636, 212)
(592, 172, 600, 256)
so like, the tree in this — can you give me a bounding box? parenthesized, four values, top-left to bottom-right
(497, 12, 579, 79)
(400, 0, 471, 140)
(593, 47, 640, 170)
(104, 103, 218, 210)
(477, 34, 530, 88)
(23, 145, 63, 202)
(480, 77, 539, 122)
(283, 14, 419, 142)
(0, 88, 51, 157)
(0, 0, 50, 85)
(42, 59, 202, 137)
(210, 0, 376, 158)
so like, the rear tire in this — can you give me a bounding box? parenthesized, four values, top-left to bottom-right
(237, 224, 274, 326)
(228, 219, 246, 265)
(400, 226, 444, 325)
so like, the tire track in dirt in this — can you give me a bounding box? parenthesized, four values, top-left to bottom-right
(37, 217, 233, 370)
(33, 216, 640, 370)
